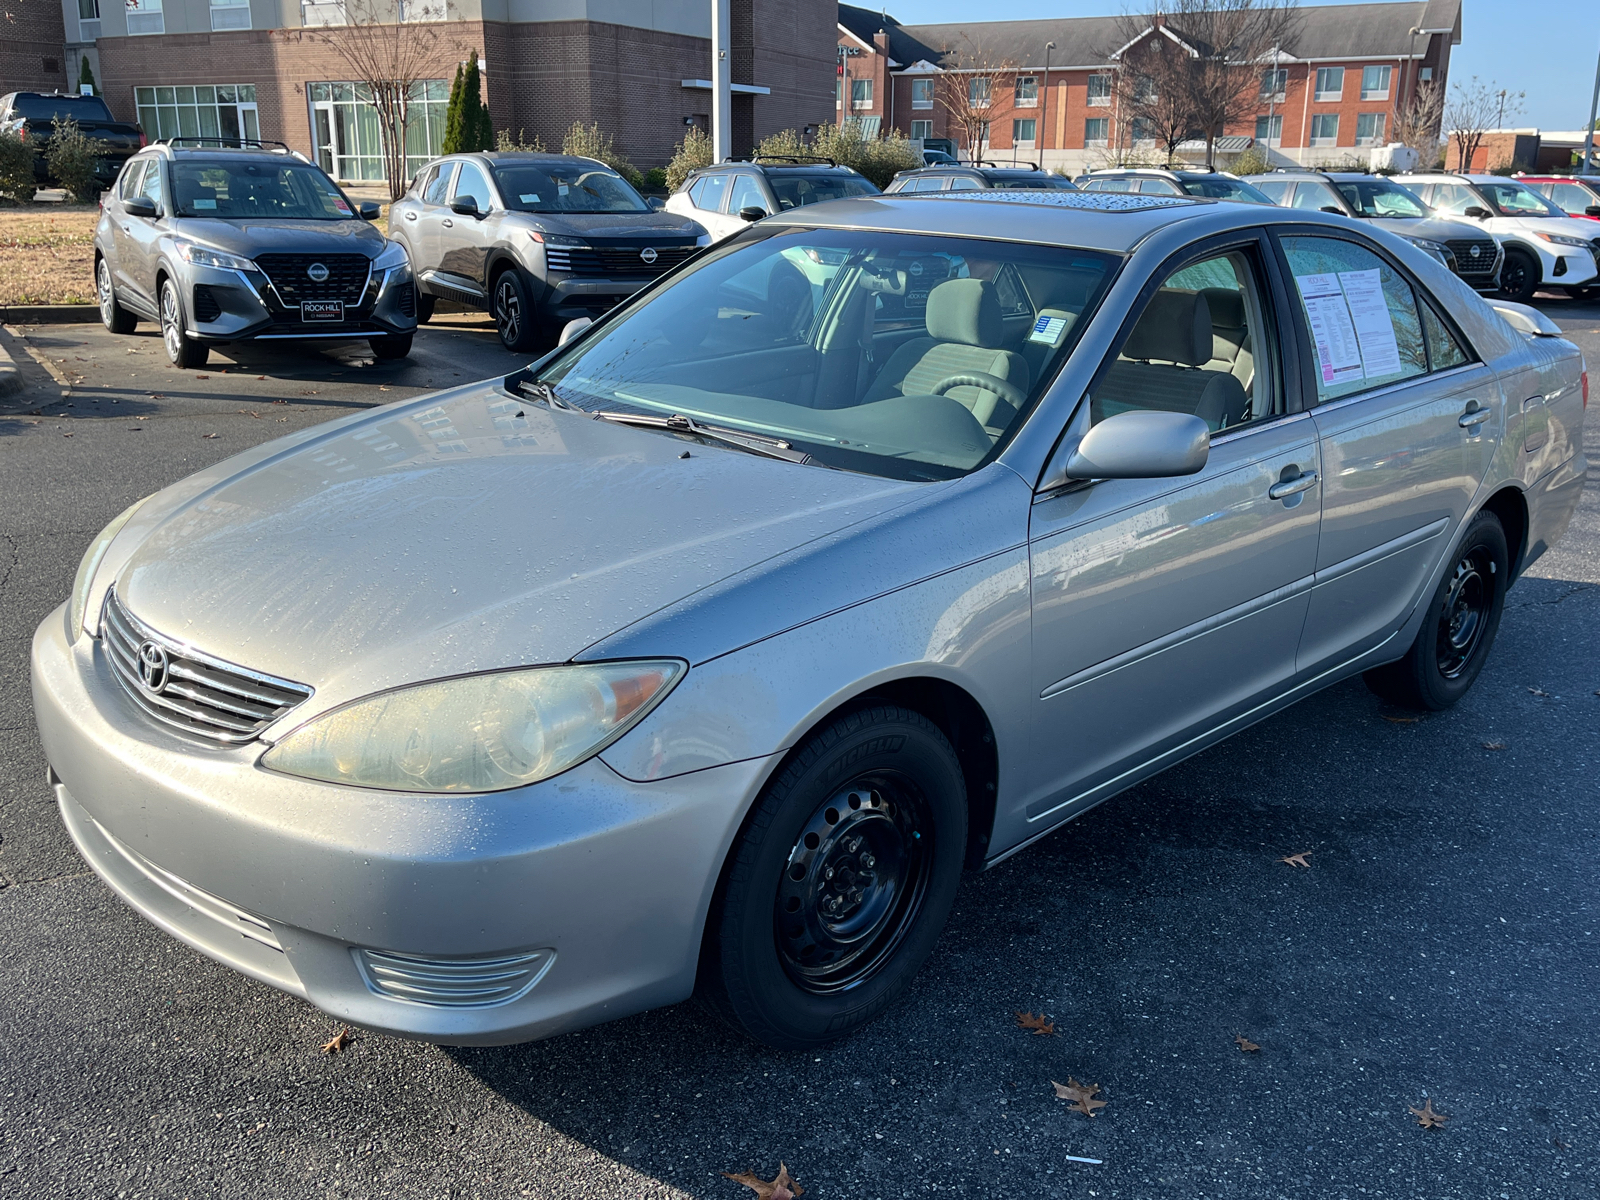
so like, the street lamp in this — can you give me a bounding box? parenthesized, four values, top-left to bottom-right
(1043, 40, 1055, 161)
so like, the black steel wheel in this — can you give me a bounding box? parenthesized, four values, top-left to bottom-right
(1496, 249, 1540, 304)
(159, 279, 208, 369)
(97, 257, 136, 334)
(492, 268, 538, 352)
(1364, 511, 1508, 710)
(369, 333, 413, 360)
(701, 705, 968, 1049)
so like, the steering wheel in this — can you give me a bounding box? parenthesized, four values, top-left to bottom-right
(929, 371, 1027, 409)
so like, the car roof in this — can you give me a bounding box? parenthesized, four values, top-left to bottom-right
(1398, 173, 1526, 185)
(697, 159, 865, 175)
(468, 152, 615, 167)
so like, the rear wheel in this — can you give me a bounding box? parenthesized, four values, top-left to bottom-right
(492, 268, 539, 352)
(369, 333, 413, 360)
(1363, 511, 1508, 711)
(159, 279, 208, 369)
(1496, 248, 1540, 304)
(700, 706, 967, 1049)
(97, 257, 137, 334)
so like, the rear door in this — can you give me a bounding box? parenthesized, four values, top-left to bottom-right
(1275, 231, 1499, 671)
(413, 161, 458, 286)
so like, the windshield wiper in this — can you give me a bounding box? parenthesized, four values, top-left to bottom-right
(516, 378, 584, 412)
(594, 411, 811, 463)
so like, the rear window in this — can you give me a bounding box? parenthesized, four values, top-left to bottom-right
(768, 174, 878, 210)
(988, 174, 1079, 191)
(1180, 178, 1275, 204)
(12, 94, 115, 122)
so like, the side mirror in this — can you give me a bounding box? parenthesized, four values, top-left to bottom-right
(1585, 205, 1600, 218)
(646, 196, 666, 211)
(358, 200, 381, 220)
(1319, 206, 1345, 215)
(450, 196, 480, 218)
(1060, 410, 1210, 482)
(1463, 205, 1491, 219)
(558, 317, 592, 347)
(124, 195, 158, 219)
(738, 205, 768, 222)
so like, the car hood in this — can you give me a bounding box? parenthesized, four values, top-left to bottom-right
(114, 383, 919, 713)
(169, 216, 389, 259)
(1486, 214, 1600, 240)
(515, 210, 705, 242)
(1368, 215, 1493, 242)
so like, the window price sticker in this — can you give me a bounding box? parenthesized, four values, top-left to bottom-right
(1296, 269, 1401, 385)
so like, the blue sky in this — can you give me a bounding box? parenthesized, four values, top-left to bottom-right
(886, 0, 1600, 130)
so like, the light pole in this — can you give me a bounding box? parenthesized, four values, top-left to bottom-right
(1043, 40, 1055, 164)
(711, 0, 731, 163)
(1583, 37, 1600, 175)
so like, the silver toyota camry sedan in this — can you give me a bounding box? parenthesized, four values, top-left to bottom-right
(33, 190, 1588, 1050)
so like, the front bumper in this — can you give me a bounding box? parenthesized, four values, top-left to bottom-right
(180, 260, 418, 345)
(538, 275, 650, 322)
(31, 605, 771, 1045)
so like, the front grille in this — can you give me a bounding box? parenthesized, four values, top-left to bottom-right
(255, 253, 372, 304)
(547, 244, 697, 278)
(101, 588, 312, 745)
(1445, 238, 1498, 276)
(354, 947, 554, 1007)
(192, 284, 221, 322)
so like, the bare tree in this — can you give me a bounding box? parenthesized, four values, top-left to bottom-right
(936, 37, 1018, 163)
(1392, 80, 1445, 166)
(278, 0, 462, 200)
(1444, 76, 1524, 172)
(1112, 35, 1200, 165)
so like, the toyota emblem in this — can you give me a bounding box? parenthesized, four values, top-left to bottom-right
(307, 262, 330, 282)
(136, 640, 170, 694)
(639, 247, 658, 265)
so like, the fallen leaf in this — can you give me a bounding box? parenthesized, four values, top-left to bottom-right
(1278, 852, 1312, 868)
(1015, 1011, 1056, 1035)
(722, 1162, 803, 1199)
(196, 374, 210, 379)
(61, 431, 73, 437)
(378, 385, 391, 391)
(1553, 1136, 1569, 1149)
(1234, 1035, 1260, 1052)
(1528, 687, 1550, 697)
(1052, 1077, 1107, 1117)
(1382, 715, 1419, 724)
(257, 375, 266, 380)
(321, 1027, 353, 1055)
(1482, 741, 1507, 751)
(202, 433, 220, 439)
(147, 392, 164, 399)
(1409, 1097, 1447, 1129)
(238, 409, 260, 418)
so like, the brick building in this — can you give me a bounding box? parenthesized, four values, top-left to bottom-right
(837, 0, 1462, 175)
(16, 0, 836, 184)
(1, 1, 71, 95)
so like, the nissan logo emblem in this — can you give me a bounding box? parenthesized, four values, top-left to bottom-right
(1470, 245, 1481, 257)
(307, 262, 330, 282)
(136, 640, 170, 694)
(640, 247, 658, 264)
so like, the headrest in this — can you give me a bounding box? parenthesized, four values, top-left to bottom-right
(926, 278, 1004, 348)
(1122, 289, 1212, 366)
(1200, 287, 1247, 331)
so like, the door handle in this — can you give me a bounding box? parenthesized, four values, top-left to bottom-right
(442, 218, 453, 227)
(1268, 471, 1318, 500)
(404, 211, 417, 221)
(1521, 394, 1543, 412)
(1458, 407, 1492, 428)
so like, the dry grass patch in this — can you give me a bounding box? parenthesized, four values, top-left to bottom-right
(0, 206, 99, 306)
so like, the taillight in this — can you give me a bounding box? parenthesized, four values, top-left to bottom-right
(138, 131, 147, 147)
(16, 126, 25, 142)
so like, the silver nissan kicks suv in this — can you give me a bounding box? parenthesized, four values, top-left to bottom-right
(94, 139, 418, 368)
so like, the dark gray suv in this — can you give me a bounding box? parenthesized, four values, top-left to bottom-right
(392, 152, 708, 351)
(94, 140, 418, 368)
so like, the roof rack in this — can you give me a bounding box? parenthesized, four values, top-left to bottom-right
(154, 137, 295, 153)
(726, 154, 840, 167)
(972, 160, 1042, 172)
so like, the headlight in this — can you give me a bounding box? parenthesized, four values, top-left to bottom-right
(372, 240, 410, 271)
(1401, 236, 1452, 267)
(533, 232, 589, 249)
(68, 496, 151, 641)
(259, 660, 686, 793)
(173, 240, 258, 272)
(1532, 232, 1592, 248)
(695, 233, 713, 247)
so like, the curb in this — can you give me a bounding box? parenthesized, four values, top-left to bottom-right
(0, 338, 20, 396)
(0, 304, 99, 325)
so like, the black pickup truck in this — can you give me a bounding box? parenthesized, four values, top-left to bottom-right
(0, 92, 145, 190)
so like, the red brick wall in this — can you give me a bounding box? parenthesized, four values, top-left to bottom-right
(0, 1, 70, 95)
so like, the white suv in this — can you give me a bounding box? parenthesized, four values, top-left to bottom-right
(1396, 172, 1600, 302)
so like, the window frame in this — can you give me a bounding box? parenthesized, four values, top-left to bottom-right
(1309, 113, 1340, 146)
(1084, 116, 1110, 146)
(449, 159, 496, 211)
(910, 78, 934, 110)
(1086, 74, 1112, 106)
(1259, 68, 1288, 101)
(1354, 112, 1387, 146)
(1255, 114, 1283, 145)
(1360, 64, 1392, 100)
(910, 119, 933, 140)
(850, 78, 874, 110)
(725, 171, 769, 215)
(1314, 67, 1344, 102)
(1012, 117, 1037, 148)
(1014, 76, 1038, 108)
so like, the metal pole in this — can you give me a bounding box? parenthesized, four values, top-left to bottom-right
(1044, 42, 1054, 162)
(1267, 47, 1277, 166)
(1583, 37, 1600, 175)
(711, 0, 732, 163)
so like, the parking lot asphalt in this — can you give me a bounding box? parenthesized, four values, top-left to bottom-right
(1, 300, 1598, 1200)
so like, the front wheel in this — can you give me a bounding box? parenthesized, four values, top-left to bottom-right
(1364, 511, 1508, 711)
(700, 705, 968, 1049)
(492, 269, 539, 352)
(369, 333, 413, 360)
(415, 291, 436, 324)
(1496, 249, 1540, 304)
(159, 279, 208, 369)
(97, 257, 137, 334)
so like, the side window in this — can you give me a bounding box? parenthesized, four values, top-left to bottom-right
(422, 163, 455, 205)
(911, 175, 948, 192)
(1290, 181, 1340, 211)
(1549, 183, 1594, 213)
(1282, 235, 1428, 404)
(451, 161, 493, 211)
(1137, 178, 1182, 195)
(1253, 179, 1290, 203)
(118, 159, 147, 199)
(1088, 177, 1132, 192)
(726, 172, 768, 214)
(1421, 303, 1470, 371)
(1087, 247, 1278, 433)
(1427, 183, 1476, 216)
(141, 160, 166, 212)
(689, 173, 730, 213)
(948, 176, 982, 191)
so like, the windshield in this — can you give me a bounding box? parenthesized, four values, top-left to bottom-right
(989, 175, 1079, 191)
(1476, 181, 1568, 218)
(1181, 177, 1274, 203)
(1333, 180, 1430, 218)
(536, 228, 1117, 481)
(493, 163, 648, 213)
(172, 160, 356, 219)
(768, 174, 879, 210)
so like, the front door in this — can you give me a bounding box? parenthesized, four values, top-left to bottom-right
(312, 103, 337, 176)
(1020, 237, 1322, 833)
(1275, 232, 1498, 671)
(123, 157, 169, 311)
(440, 159, 495, 290)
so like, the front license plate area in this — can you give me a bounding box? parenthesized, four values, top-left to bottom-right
(301, 300, 344, 322)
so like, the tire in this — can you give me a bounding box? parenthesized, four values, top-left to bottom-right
(159, 278, 208, 369)
(96, 256, 136, 334)
(491, 268, 539, 352)
(1496, 249, 1540, 304)
(369, 333, 413, 360)
(415, 290, 436, 324)
(700, 705, 968, 1049)
(1363, 511, 1508, 711)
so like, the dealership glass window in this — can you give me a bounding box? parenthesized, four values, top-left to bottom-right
(1014, 76, 1037, 107)
(910, 119, 932, 140)
(309, 79, 448, 182)
(835, 78, 842, 108)
(210, 0, 250, 31)
(1255, 114, 1282, 145)
(1086, 74, 1112, 106)
(124, 0, 163, 36)
(78, 0, 101, 41)
(1310, 113, 1339, 146)
(1355, 113, 1387, 145)
(1259, 68, 1287, 100)
(911, 78, 933, 109)
(1314, 67, 1344, 101)
(851, 78, 873, 109)
(136, 85, 259, 144)
(1084, 117, 1109, 146)
(1361, 65, 1391, 100)
(1012, 118, 1036, 147)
